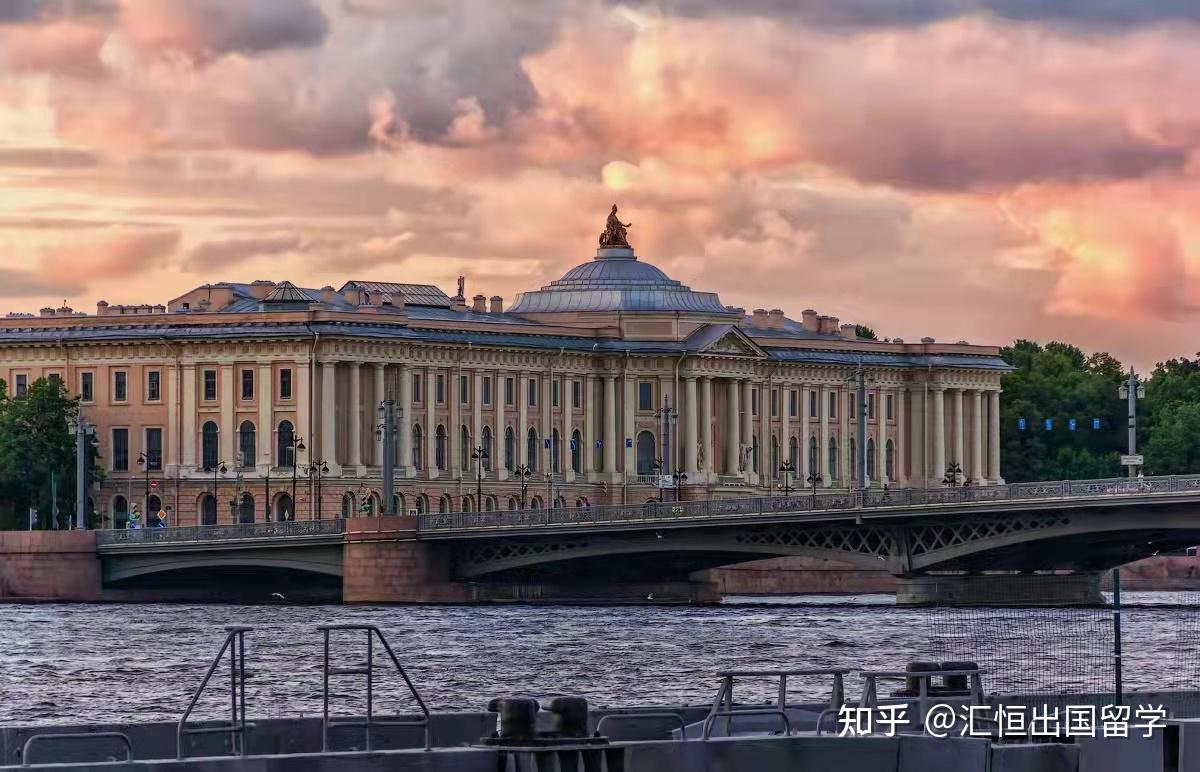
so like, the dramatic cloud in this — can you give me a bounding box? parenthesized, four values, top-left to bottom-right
(0, 266, 85, 298)
(41, 227, 180, 279)
(185, 235, 302, 270)
(118, 1, 329, 59)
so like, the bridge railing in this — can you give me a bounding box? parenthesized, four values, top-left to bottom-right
(417, 474, 1200, 533)
(95, 519, 347, 546)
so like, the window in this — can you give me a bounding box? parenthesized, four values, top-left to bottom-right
(809, 437, 819, 475)
(47, 372, 61, 384)
(828, 392, 838, 419)
(241, 369, 254, 400)
(461, 425, 470, 469)
(751, 388, 759, 417)
(552, 381, 560, 408)
(14, 374, 26, 398)
(752, 435, 759, 473)
(113, 371, 128, 402)
(638, 381, 653, 410)
(434, 425, 446, 470)
(144, 428, 163, 471)
(527, 378, 537, 407)
(80, 372, 94, 402)
(636, 430, 656, 474)
(828, 438, 838, 480)
(412, 372, 422, 403)
(867, 438, 877, 480)
(482, 376, 492, 406)
(850, 399, 856, 420)
(504, 427, 515, 471)
(527, 427, 539, 471)
(147, 370, 161, 402)
(412, 425, 423, 469)
(789, 436, 799, 467)
(886, 439, 895, 480)
(112, 428, 129, 471)
(551, 429, 561, 473)
(459, 375, 468, 405)
(435, 374, 445, 404)
(505, 377, 515, 406)
(277, 420, 295, 466)
(203, 370, 217, 401)
(572, 380, 581, 409)
(201, 421, 219, 470)
(481, 426, 493, 471)
(238, 421, 256, 469)
(868, 394, 876, 420)
(886, 394, 894, 421)
(809, 390, 818, 418)
(771, 389, 778, 417)
(280, 369, 293, 400)
(200, 495, 217, 525)
(571, 429, 582, 473)
(789, 390, 798, 418)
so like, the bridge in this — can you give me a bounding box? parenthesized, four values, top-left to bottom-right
(78, 474, 1200, 605)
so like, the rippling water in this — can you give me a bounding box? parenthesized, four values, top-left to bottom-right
(2, 595, 1198, 725)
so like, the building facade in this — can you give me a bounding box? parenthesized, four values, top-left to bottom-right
(0, 228, 1008, 527)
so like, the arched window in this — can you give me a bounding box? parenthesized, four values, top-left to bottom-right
(368, 493, 381, 516)
(277, 420, 295, 467)
(439, 495, 451, 513)
(412, 424, 423, 469)
(414, 494, 427, 515)
(481, 426, 493, 472)
(507, 496, 518, 511)
(504, 427, 515, 471)
(201, 421, 219, 470)
(461, 425, 471, 470)
(237, 492, 254, 524)
(147, 494, 162, 515)
(808, 437, 818, 476)
(752, 435, 760, 474)
(342, 493, 355, 518)
(553, 496, 567, 509)
(849, 439, 857, 483)
(529, 496, 542, 510)
(462, 495, 473, 512)
(886, 440, 895, 482)
(571, 430, 582, 474)
(199, 494, 217, 526)
(527, 428, 539, 472)
(238, 420, 256, 469)
(275, 492, 293, 521)
(393, 493, 405, 515)
(828, 438, 838, 481)
(485, 495, 497, 512)
(435, 425, 447, 471)
(636, 430, 656, 474)
(112, 495, 128, 529)
(551, 429, 561, 474)
(867, 438, 877, 481)
(771, 436, 779, 476)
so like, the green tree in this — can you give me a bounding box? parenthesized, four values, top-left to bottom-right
(1143, 402, 1200, 474)
(854, 325, 878, 340)
(0, 377, 87, 529)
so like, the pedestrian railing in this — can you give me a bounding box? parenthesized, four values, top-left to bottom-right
(96, 518, 346, 546)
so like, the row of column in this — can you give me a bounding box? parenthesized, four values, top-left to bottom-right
(926, 387, 1002, 486)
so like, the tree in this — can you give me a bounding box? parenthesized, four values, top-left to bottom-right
(854, 325, 878, 340)
(1144, 402, 1200, 475)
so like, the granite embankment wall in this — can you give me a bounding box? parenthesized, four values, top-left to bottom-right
(0, 530, 102, 601)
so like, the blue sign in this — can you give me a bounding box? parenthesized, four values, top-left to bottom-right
(595, 440, 603, 449)
(1093, 418, 1101, 430)
(1018, 418, 1027, 431)
(569, 439, 577, 450)
(625, 438, 633, 448)
(1044, 419, 1053, 431)
(1069, 419, 1077, 432)
(543, 438, 551, 449)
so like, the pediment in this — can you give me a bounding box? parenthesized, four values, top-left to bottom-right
(687, 324, 767, 357)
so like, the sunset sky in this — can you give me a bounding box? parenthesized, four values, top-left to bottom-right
(2, 1, 1199, 368)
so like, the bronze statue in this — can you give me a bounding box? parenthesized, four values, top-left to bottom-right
(456, 275, 465, 298)
(599, 204, 632, 248)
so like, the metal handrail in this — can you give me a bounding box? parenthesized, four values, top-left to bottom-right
(176, 626, 251, 760)
(21, 732, 132, 767)
(702, 709, 791, 740)
(318, 624, 432, 752)
(97, 518, 346, 545)
(595, 712, 687, 739)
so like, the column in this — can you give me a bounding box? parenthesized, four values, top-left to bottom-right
(782, 384, 792, 473)
(166, 366, 179, 470)
(518, 374, 529, 467)
(701, 377, 714, 481)
(683, 376, 698, 477)
(449, 369, 462, 477)
(348, 363, 363, 472)
(725, 379, 739, 475)
(800, 385, 810, 477)
(373, 364, 386, 466)
(473, 371, 483, 474)
(425, 369, 436, 478)
(181, 365, 197, 467)
(603, 375, 617, 474)
(971, 389, 984, 484)
(541, 372, 552, 475)
(398, 363, 412, 476)
(495, 371, 507, 481)
(584, 376, 597, 475)
(257, 361, 272, 473)
(622, 376, 635, 476)
(932, 387, 946, 485)
(897, 388, 907, 485)
(296, 362, 311, 462)
(951, 388, 964, 474)
(839, 385, 850, 488)
(561, 374, 571, 478)
(322, 362, 340, 473)
(989, 390, 1002, 483)
(759, 382, 770, 487)
(741, 379, 753, 480)
(220, 363, 234, 465)
(819, 385, 830, 487)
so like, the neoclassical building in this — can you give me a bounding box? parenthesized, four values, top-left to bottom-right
(0, 216, 1008, 525)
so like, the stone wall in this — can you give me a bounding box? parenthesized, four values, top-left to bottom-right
(0, 530, 102, 601)
(696, 556, 896, 595)
(342, 516, 470, 603)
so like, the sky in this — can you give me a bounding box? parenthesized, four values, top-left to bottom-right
(1, 1, 1199, 369)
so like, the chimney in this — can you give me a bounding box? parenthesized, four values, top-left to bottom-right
(921, 336, 935, 344)
(248, 280, 275, 299)
(840, 323, 857, 340)
(342, 286, 361, 306)
(452, 295, 467, 312)
(96, 300, 109, 316)
(56, 304, 73, 317)
(751, 308, 769, 327)
(380, 292, 393, 307)
(39, 307, 55, 317)
(767, 309, 785, 329)
(472, 294, 487, 313)
(321, 286, 336, 304)
(801, 309, 818, 332)
(490, 295, 504, 313)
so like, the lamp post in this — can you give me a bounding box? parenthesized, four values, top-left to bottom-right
(1118, 368, 1145, 479)
(943, 461, 964, 488)
(286, 436, 305, 521)
(211, 460, 228, 520)
(73, 417, 95, 530)
(652, 457, 664, 502)
(471, 444, 489, 509)
(135, 451, 152, 522)
(778, 459, 796, 498)
(514, 464, 532, 510)
(807, 469, 823, 508)
(671, 468, 688, 502)
(307, 460, 329, 520)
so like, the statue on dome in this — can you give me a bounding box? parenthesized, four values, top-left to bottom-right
(599, 204, 632, 248)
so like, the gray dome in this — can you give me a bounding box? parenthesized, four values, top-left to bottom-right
(509, 248, 731, 315)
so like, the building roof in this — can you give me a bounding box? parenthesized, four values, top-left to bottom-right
(262, 281, 314, 303)
(338, 281, 451, 308)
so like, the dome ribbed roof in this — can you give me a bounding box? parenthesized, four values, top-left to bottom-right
(508, 248, 731, 315)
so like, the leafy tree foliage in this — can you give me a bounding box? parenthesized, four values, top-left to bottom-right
(855, 325, 878, 340)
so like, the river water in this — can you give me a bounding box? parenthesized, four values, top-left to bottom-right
(3, 594, 1199, 726)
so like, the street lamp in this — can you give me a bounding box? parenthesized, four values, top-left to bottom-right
(652, 457, 664, 502)
(943, 461, 964, 488)
(135, 451, 152, 523)
(671, 468, 688, 502)
(307, 460, 329, 520)
(210, 460, 228, 514)
(777, 459, 796, 498)
(471, 444, 489, 510)
(807, 468, 823, 508)
(286, 436, 305, 521)
(514, 464, 533, 510)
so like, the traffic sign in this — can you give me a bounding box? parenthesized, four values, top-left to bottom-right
(1068, 419, 1077, 432)
(1121, 454, 1144, 466)
(1018, 418, 1027, 431)
(150, 480, 158, 490)
(1044, 419, 1053, 431)
(658, 475, 673, 489)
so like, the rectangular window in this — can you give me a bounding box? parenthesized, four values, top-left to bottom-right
(435, 374, 445, 404)
(145, 428, 163, 471)
(241, 368, 254, 400)
(572, 380, 581, 409)
(112, 428, 129, 471)
(482, 376, 492, 406)
(113, 371, 128, 402)
(850, 398, 857, 420)
(412, 372, 422, 403)
(868, 394, 876, 420)
(638, 381, 653, 410)
(505, 377, 515, 406)
(527, 378, 538, 407)
(829, 392, 837, 418)
(809, 390, 818, 418)
(280, 368, 293, 400)
(203, 370, 217, 401)
(886, 394, 894, 421)
(552, 381, 560, 408)
(147, 370, 161, 402)
(459, 374, 469, 405)
(47, 373, 61, 384)
(771, 389, 778, 417)
(14, 373, 27, 397)
(751, 388, 759, 417)
(789, 389, 798, 418)
(80, 372, 94, 402)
